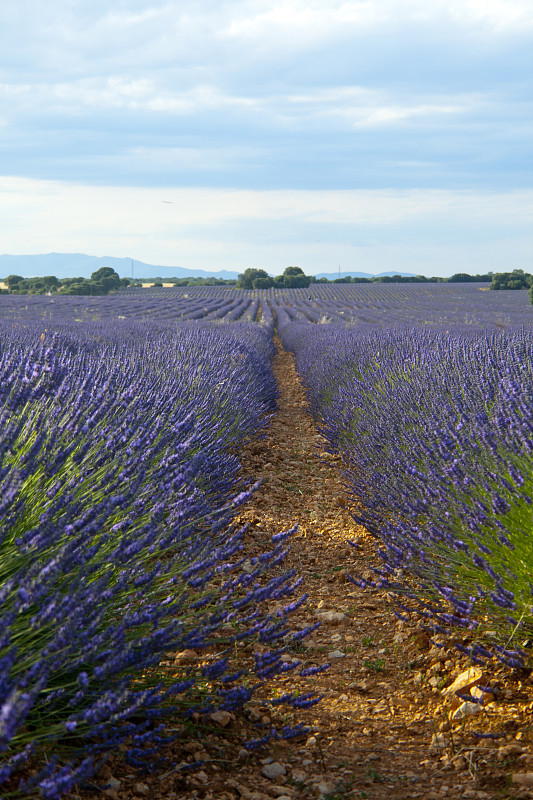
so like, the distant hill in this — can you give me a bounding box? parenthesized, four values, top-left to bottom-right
(0, 253, 239, 281)
(315, 270, 417, 280)
(0, 255, 421, 283)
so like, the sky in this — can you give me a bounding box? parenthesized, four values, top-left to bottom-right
(0, 0, 532, 277)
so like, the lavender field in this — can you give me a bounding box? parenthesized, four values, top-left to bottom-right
(1, 282, 533, 797)
(276, 285, 533, 669)
(0, 302, 309, 797)
(3, 282, 532, 330)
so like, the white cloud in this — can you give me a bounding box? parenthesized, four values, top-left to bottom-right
(218, 0, 533, 48)
(449, 0, 533, 29)
(146, 85, 258, 113)
(102, 144, 263, 173)
(53, 77, 154, 109)
(0, 75, 261, 119)
(0, 177, 531, 275)
(0, 0, 530, 271)
(350, 103, 467, 128)
(220, 1, 390, 45)
(3, 0, 530, 85)
(2, 177, 531, 230)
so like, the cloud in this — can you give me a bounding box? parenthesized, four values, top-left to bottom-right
(0, 177, 531, 275)
(453, 0, 533, 29)
(219, 0, 533, 46)
(39, 78, 259, 116)
(0, 0, 530, 269)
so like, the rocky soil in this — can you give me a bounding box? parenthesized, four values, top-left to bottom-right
(77, 339, 533, 800)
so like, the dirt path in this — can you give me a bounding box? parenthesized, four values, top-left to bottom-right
(85, 339, 533, 800)
(227, 340, 533, 800)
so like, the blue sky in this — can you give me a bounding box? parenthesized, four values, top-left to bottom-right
(0, 0, 531, 276)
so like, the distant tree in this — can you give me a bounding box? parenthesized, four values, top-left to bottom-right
(449, 272, 493, 283)
(42, 275, 60, 288)
(5, 275, 24, 290)
(251, 277, 272, 289)
(91, 266, 117, 282)
(91, 267, 121, 290)
(374, 275, 437, 283)
(62, 280, 95, 295)
(28, 279, 46, 293)
(491, 269, 533, 290)
(284, 275, 309, 288)
(55, 268, 126, 295)
(4, 275, 62, 294)
(281, 266, 311, 288)
(236, 268, 273, 289)
(61, 277, 84, 285)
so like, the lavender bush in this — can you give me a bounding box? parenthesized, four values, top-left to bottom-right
(281, 321, 533, 668)
(0, 319, 313, 798)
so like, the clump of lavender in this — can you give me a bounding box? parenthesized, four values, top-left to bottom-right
(0, 321, 314, 798)
(282, 321, 533, 668)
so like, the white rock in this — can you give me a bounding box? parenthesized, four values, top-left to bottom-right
(210, 710, 233, 726)
(498, 744, 524, 759)
(315, 781, 335, 797)
(173, 649, 198, 663)
(442, 667, 483, 696)
(315, 610, 346, 625)
(512, 773, 533, 787)
(291, 769, 308, 782)
(470, 685, 494, 705)
(451, 701, 482, 719)
(328, 649, 345, 658)
(261, 762, 286, 781)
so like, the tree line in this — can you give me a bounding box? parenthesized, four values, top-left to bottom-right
(2, 266, 531, 295)
(235, 267, 509, 289)
(1, 268, 131, 295)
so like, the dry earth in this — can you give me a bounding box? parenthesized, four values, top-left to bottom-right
(75, 339, 533, 800)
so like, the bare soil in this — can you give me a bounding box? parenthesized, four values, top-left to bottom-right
(79, 339, 533, 800)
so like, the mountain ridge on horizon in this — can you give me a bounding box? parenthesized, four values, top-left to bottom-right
(0, 253, 240, 280)
(0, 253, 417, 281)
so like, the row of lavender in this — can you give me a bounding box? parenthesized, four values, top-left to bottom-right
(0, 289, 259, 326)
(0, 317, 313, 798)
(3, 283, 532, 330)
(281, 320, 533, 668)
(269, 283, 533, 330)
